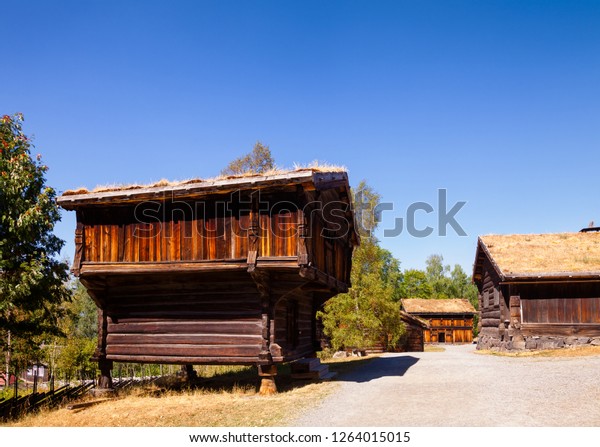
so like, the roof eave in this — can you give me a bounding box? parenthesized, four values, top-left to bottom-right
(473, 237, 506, 284)
(501, 272, 600, 283)
(57, 170, 349, 209)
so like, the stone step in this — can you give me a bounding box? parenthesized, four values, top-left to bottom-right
(291, 357, 321, 373)
(291, 364, 335, 380)
(319, 371, 338, 381)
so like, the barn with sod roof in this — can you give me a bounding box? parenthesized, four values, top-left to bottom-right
(401, 298, 476, 344)
(473, 231, 600, 351)
(57, 167, 359, 393)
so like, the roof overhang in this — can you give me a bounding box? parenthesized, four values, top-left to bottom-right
(57, 170, 350, 209)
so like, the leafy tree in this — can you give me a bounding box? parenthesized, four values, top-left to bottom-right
(50, 281, 97, 382)
(425, 254, 452, 298)
(221, 141, 275, 175)
(319, 241, 405, 350)
(0, 113, 70, 381)
(353, 180, 381, 239)
(400, 269, 433, 298)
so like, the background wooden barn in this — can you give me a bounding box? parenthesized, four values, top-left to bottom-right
(473, 232, 600, 351)
(58, 168, 359, 391)
(401, 299, 476, 344)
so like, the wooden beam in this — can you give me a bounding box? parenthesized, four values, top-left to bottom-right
(80, 260, 249, 275)
(72, 221, 84, 276)
(106, 355, 270, 365)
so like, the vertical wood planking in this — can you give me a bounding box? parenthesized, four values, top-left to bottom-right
(238, 212, 249, 258)
(102, 224, 110, 262)
(224, 214, 233, 259)
(117, 224, 125, 262)
(182, 218, 193, 261)
(207, 214, 217, 260)
(146, 222, 155, 262)
(572, 297, 581, 323)
(85, 225, 95, 262)
(260, 213, 269, 257)
(191, 215, 200, 260)
(215, 211, 226, 259)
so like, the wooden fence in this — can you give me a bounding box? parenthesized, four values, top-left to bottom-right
(0, 382, 94, 422)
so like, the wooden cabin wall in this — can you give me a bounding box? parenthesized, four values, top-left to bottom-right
(517, 283, 600, 324)
(306, 213, 352, 284)
(476, 255, 600, 350)
(79, 194, 302, 264)
(423, 316, 474, 344)
(404, 324, 424, 352)
(272, 291, 316, 362)
(515, 282, 600, 338)
(477, 257, 506, 343)
(88, 273, 265, 365)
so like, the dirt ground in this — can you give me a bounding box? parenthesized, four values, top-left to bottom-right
(292, 344, 600, 426)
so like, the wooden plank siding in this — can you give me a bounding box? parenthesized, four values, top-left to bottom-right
(517, 282, 600, 324)
(80, 200, 301, 265)
(423, 317, 474, 344)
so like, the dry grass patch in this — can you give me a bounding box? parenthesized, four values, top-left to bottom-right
(424, 345, 446, 352)
(7, 382, 335, 427)
(475, 345, 600, 358)
(6, 358, 379, 427)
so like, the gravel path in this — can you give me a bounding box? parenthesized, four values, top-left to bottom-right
(292, 345, 600, 426)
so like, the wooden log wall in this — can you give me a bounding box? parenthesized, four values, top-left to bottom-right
(477, 256, 506, 338)
(404, 325, 424, 352)
(86, 273, 266, 365)
(272, 292, 316, 362)
(307, 214, 351, 285)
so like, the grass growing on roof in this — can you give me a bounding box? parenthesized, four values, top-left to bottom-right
(62, 163, 348, 196)
(480, 232, 600, 275)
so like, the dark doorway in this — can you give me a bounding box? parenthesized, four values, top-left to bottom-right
(438, 332, 446, 343)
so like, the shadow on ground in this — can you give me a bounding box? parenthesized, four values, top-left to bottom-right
(331, 355, 419, 383)
(106, 355, 419, 396)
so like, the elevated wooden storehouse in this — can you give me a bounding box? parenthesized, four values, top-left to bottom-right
(473, 232, 600, 350)
(58, 168, 358, 390)
(401, 299, 476, 344)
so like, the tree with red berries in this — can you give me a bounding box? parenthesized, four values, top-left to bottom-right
(0, 113, 70, 386)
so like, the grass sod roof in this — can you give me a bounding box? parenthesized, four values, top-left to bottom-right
(478, 232, 600, 279)
(399, 310, 430, 328)
(57, 165, 349, 209)
(62, 164, 347, 196)
(401, 298, 476, 315)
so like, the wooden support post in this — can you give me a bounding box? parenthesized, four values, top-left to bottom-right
(180, 364, 197, 382)
(258, 364, 278, 395)
(250, 269, 273, 363)
(98, 359, 113, 389)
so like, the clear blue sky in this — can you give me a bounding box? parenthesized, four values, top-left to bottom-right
(3, 0, 599, 273)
